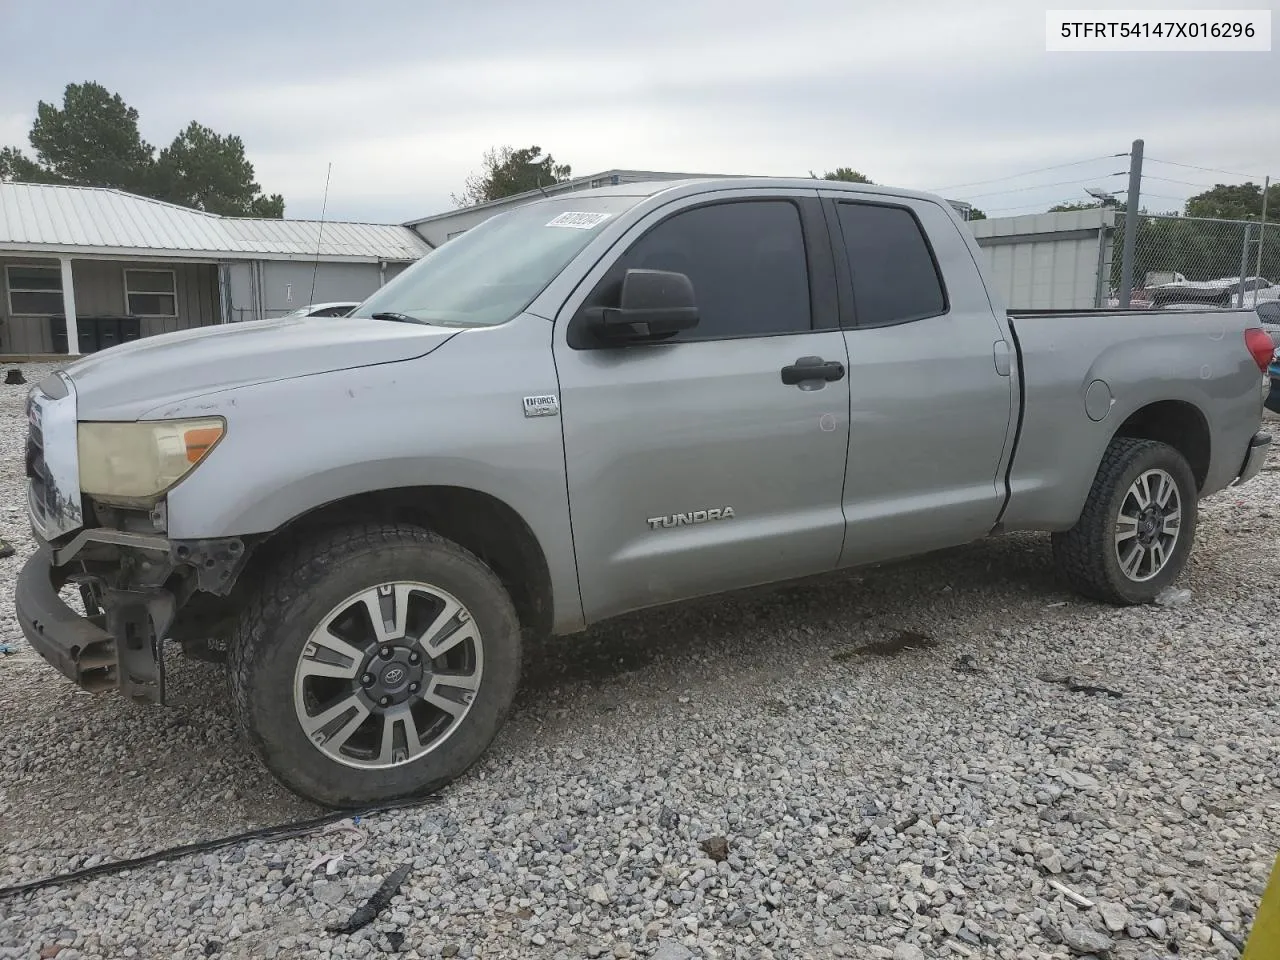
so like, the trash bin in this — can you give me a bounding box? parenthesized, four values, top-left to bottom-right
(50, 316, 143, 354)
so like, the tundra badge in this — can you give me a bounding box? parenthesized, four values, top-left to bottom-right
(647, 507, 736, 531)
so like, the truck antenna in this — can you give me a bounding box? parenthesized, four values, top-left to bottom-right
(308, 162, 333, 309)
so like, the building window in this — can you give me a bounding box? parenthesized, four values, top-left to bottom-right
(124, 269, 178, 317)
(6, 264, 64, 316)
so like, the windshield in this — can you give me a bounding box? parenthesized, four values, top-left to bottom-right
(352, 195, 642, 328)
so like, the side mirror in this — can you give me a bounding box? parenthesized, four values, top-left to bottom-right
(584, 269, 700, 343)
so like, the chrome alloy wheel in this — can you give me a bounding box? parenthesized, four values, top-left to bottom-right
(292, 582, 483, 768)
(1114, 468, 1182, 582)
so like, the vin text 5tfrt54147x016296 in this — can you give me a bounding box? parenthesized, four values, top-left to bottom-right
(16, 176, 1274, 808)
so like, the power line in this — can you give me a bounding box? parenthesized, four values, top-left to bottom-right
(955, 173, 1126, 202)
(928, 154, 1127, 193)
(1145, 174, 1216, 188)
(1144, 157, 1265, 181)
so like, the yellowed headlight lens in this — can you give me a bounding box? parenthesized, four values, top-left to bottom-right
(78, 418, 225, 502)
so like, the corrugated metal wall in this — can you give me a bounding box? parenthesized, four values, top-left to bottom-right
(969, 209, 1115, 310)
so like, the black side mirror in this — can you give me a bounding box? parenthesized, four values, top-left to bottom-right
(584, 268, 699, 343)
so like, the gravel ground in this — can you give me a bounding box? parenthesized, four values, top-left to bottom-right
(0, 359, 1278, 960)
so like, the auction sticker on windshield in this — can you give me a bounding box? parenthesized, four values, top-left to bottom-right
(546, 212, 612, 229)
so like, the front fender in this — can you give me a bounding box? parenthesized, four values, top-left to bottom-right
(157, 313, 584, 632)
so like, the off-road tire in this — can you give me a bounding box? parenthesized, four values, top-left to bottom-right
(1051, 437, 1198, 605)
(228, 523, 521, 809)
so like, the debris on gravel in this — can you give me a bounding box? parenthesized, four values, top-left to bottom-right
(0, 365, 1277, 959)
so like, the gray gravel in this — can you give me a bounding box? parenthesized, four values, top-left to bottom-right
(1, 359, 1278, 960)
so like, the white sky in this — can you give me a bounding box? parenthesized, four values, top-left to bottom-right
(1, 0, 1274, 223)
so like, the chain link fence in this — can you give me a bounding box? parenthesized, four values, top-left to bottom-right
(1105, 213, 1279, 309)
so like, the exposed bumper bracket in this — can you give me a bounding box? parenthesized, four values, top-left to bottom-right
(1234, 431, 1272, 486)
(16, 547, 175, 705)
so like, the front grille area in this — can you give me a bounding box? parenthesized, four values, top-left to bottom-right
(25, 397, 54, 531)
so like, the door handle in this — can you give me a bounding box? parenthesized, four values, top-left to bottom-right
(781, 356, 846, 385)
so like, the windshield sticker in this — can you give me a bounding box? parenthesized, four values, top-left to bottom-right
(545, 211, 612, 229)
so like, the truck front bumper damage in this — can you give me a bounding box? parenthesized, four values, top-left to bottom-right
(15, 532, 249, 706)
(1235, 431, 1272, 486)
(16, 545, 176, 705)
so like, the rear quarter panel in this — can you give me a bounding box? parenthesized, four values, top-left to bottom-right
(1002, 310, 1264, 531)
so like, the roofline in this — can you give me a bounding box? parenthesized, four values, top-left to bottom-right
(404, 172, 975, 227)
(0, 243, 422, 264)
(404, 169, 741, 226)
(1, 180, 415, 230)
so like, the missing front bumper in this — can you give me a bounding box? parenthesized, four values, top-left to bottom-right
(15, 546, 174, 705)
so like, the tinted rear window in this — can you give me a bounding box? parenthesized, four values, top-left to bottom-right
(835, 202, 947, 327)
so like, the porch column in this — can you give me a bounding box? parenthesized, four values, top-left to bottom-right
(59, 256, 80, 356)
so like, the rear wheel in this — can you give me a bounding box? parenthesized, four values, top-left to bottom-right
(1051, 438, 1198, 604)
(228, 523, 521, 808)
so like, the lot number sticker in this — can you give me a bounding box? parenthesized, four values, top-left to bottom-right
(546, 211, 612, 229)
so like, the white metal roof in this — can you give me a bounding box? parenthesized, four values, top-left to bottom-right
(0, 182, 431, 262)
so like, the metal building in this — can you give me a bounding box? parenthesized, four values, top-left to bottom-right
(0, 182, 430, 356)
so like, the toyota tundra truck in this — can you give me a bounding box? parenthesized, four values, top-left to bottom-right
(16, 177, 1275, 808)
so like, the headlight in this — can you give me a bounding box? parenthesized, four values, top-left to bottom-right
(78, 417, 225, 503)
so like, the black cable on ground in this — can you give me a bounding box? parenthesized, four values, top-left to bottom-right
(0, 795, 441, 902)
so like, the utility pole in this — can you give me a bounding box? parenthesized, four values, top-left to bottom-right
(1118, 138, 1143, 308)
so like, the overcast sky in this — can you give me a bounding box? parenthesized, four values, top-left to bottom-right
(1, 0, 1273, 224)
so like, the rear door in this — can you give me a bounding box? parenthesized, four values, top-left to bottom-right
(818, 191, 1016, 565)
(552, 190, 853, 622)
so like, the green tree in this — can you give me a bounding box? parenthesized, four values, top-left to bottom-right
(1, 82, 285, 217)
(810, 167, 874, 183)
(1185, 181, 1280, 220)
(454, 145, 572, 206)
(4, 82, 156, 193)
(0, 146, 51, 182)
(153, 122, 285, 217)
(967, 207, 987, 220)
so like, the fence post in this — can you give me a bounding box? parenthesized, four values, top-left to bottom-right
(1118, 138, 1144, 307)
(1238, 222, 1252, 308)
(1254, 175, 1271, 307)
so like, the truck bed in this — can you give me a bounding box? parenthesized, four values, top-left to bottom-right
(999, 306, 1266, 533)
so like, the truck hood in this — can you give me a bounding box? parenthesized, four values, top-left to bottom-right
(63, 316, 459, 421)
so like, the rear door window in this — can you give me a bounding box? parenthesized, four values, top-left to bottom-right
(835, 202, 947, 327)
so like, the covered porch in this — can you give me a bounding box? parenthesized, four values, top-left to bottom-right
(0, 255, 222, 356)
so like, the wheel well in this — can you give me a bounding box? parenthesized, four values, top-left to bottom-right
(223, 487, 555, 641)
(1113, 400, 1210, 490)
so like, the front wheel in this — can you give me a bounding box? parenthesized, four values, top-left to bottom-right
(1051, 438, 1198, 605)
(228, 523, 522, 808)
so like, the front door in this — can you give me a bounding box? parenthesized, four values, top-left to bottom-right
(553, 192, 852, 622)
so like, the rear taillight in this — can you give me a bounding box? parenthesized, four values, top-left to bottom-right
(1244, 328, 1274, 372)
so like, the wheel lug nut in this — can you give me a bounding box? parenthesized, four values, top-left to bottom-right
(361, 673, 374, 686)
(379, 645, 393, 659)
(408, 652, 420, 665)
(408, 682, 420, 693)
(379, 696, 391, 707)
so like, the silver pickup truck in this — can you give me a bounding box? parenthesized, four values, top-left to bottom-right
(17, 177, 1275, 808)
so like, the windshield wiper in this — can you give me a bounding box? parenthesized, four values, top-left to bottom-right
(369, 311, 432, 325)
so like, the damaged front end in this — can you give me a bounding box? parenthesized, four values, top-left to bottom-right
(16, 371, 249, 705)
(17, 531, 249, 705)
